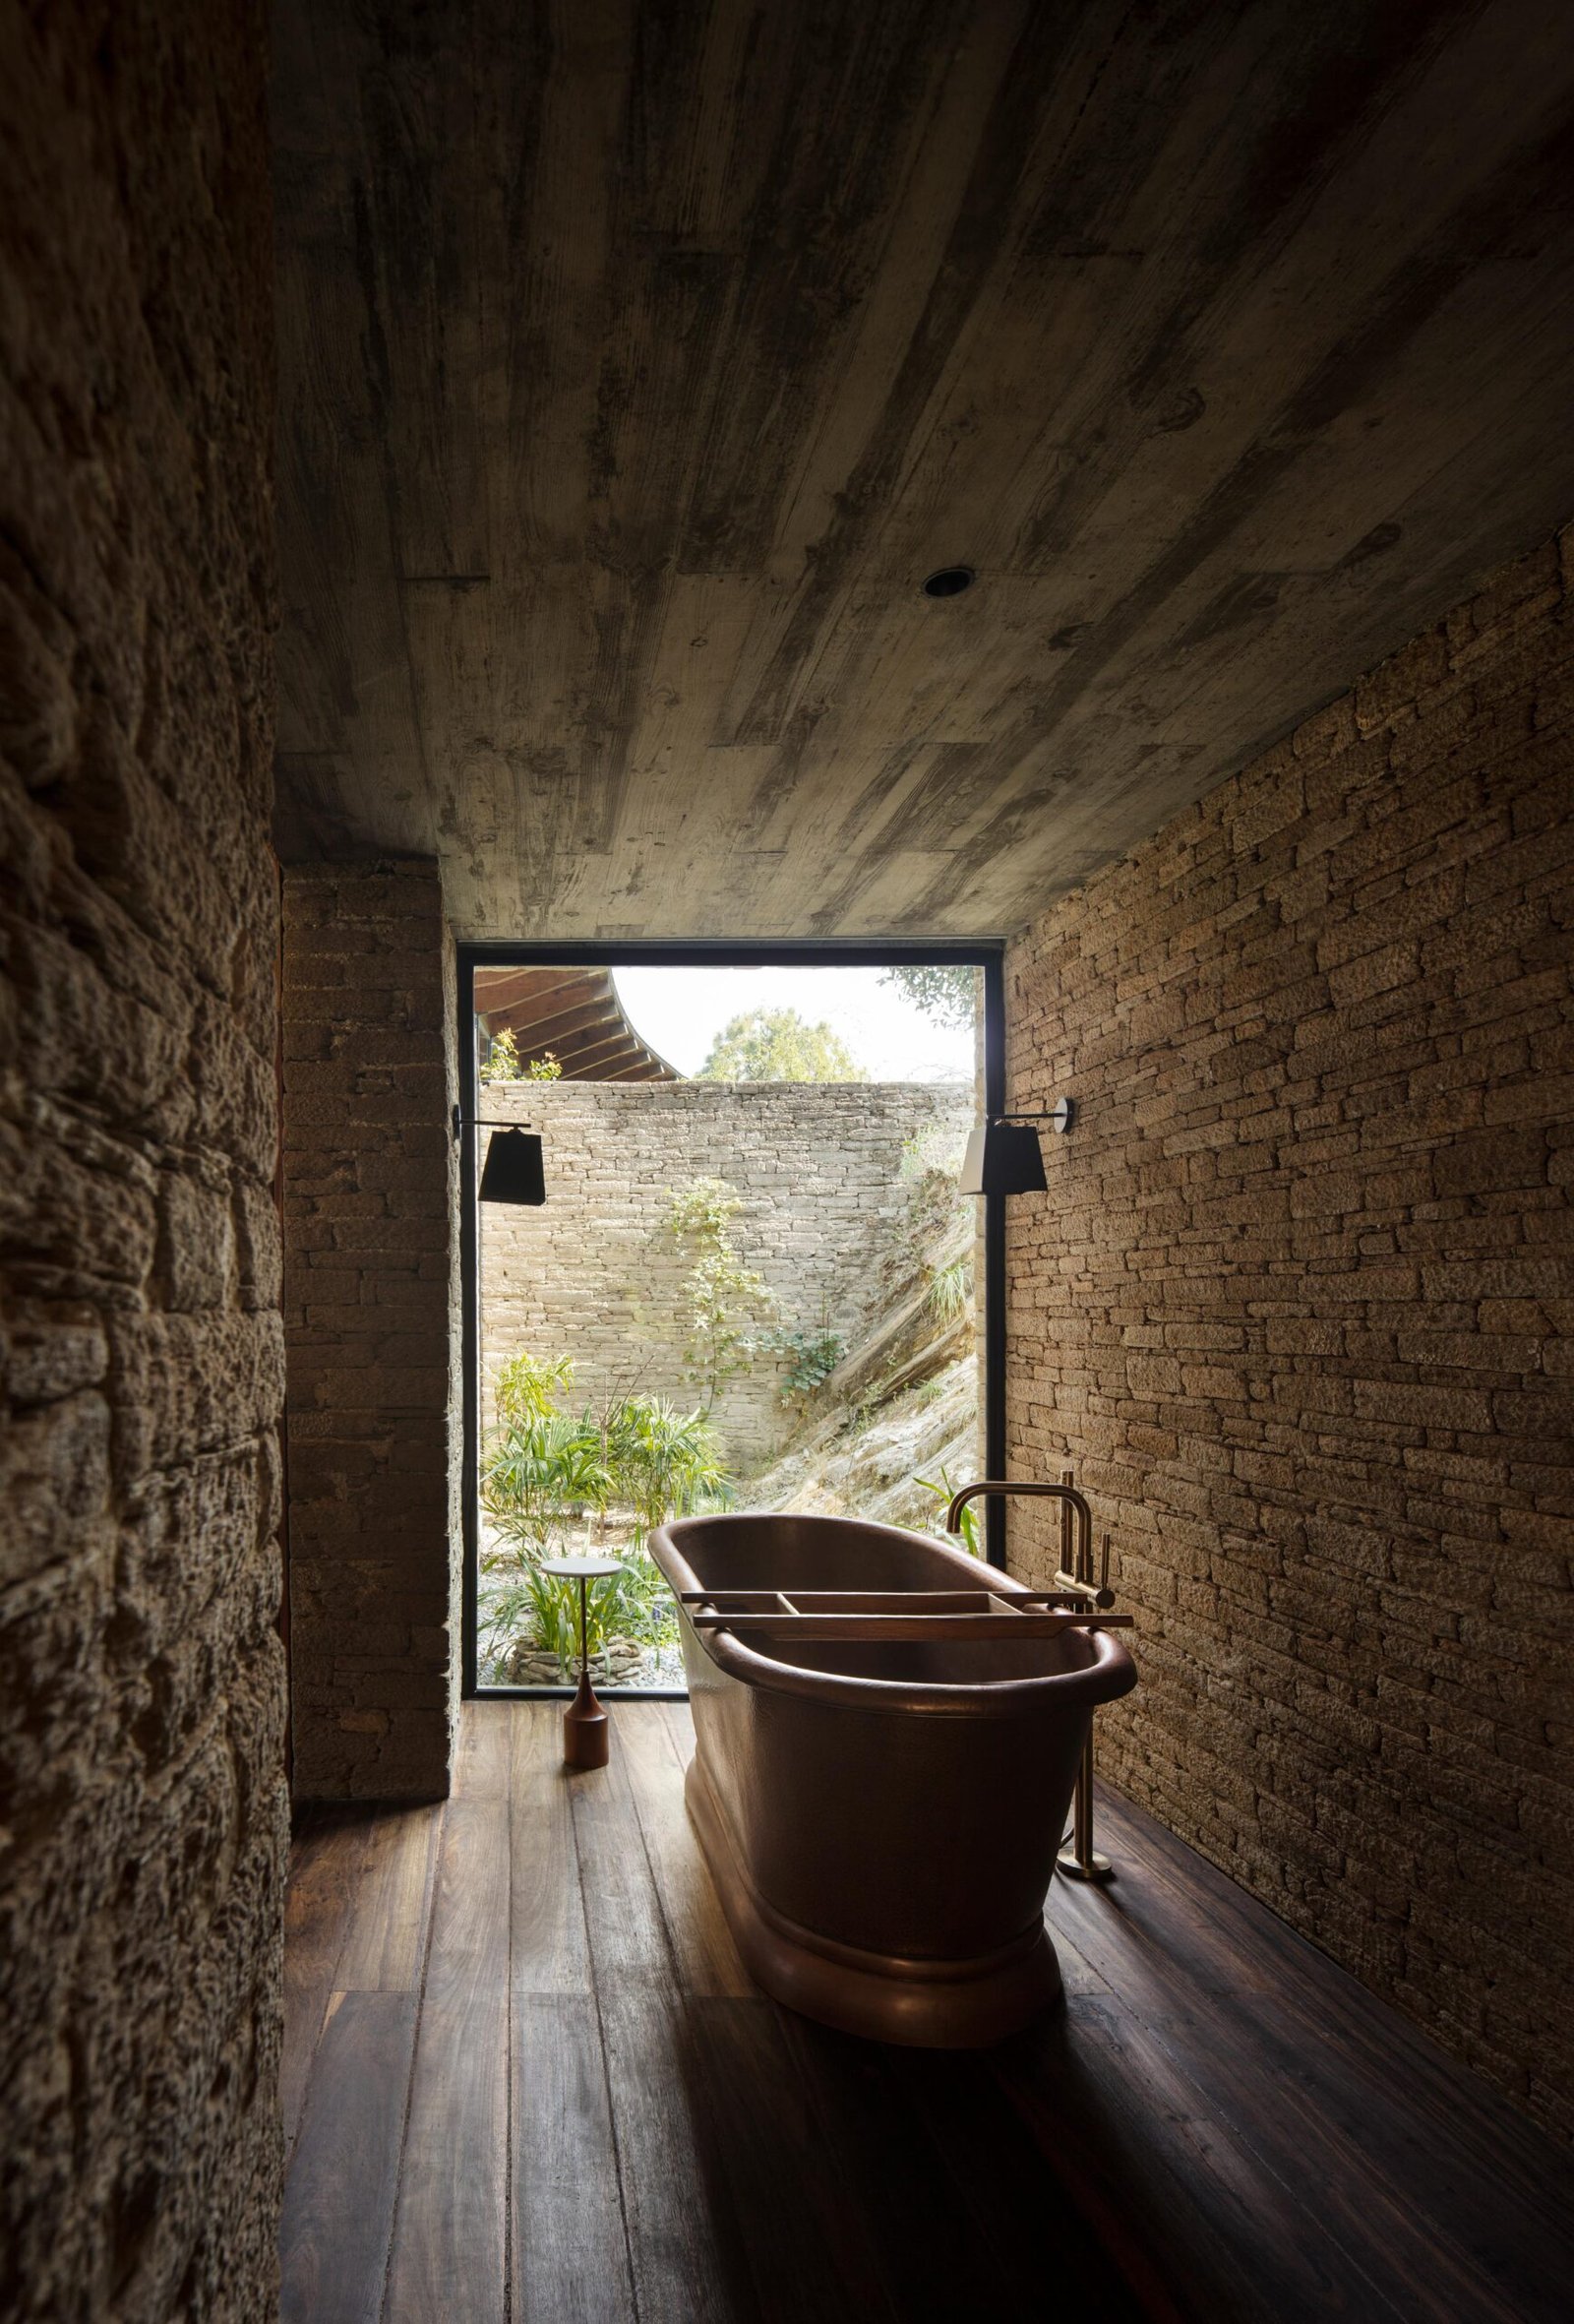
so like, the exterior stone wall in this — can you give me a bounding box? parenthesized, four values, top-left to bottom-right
(281, 861, 459, 1799)
(1004, 525, 1574, 2141)
(479, 1080, 974, 1465)
(0, 5, 284, 2317)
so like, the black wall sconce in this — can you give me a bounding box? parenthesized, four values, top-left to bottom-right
(452, 1107, 548, 1205)
(959, 1099, 1074, 1196)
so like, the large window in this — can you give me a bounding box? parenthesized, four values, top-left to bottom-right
(459, 946, 1005, 1697)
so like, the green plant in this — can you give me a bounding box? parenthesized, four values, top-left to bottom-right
(479, 1352, 735, 1673)
(662, 1179, 775, 1414)
(696, 1007, 867, 1082)
(527, 1050, 563, 1079)
(480, 1026, 520, 1082)
(484, 1559, 652, 1676)
(489, 1565, 584, 1674)
(926, 1256, 970, 1323)
(897, 1132, 975, 1329)
(681, 1254, 776, 1415)
(494, 1350, 575, 1429)
(482, 1409, 613, 1562)
(915, 1463, 980, 1557)
(600, 1393, 730, 1547)
(664, 1176, 744, 1244)
(483, 1357, 609, 1565)
(606, 1547, 681, 1652)
(483, 1518, 695, 1677)
(766, 1322, 846, 1399)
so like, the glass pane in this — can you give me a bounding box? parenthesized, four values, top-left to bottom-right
(471, 960, 985, 1690)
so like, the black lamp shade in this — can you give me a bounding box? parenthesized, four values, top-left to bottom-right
(478, 1128, 547, 1205)
(959, 1120, 1047, 1196)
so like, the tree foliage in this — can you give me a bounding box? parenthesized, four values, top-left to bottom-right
(696, 1006, 867, 1082)
(878, 963, 976, 1029)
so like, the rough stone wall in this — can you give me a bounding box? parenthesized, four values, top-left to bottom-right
(1004, 526, 1574, 2140)
(0, 4, 284, 2316)
(479, 1080, 974, 1465)
(281, 861, 458, 1799)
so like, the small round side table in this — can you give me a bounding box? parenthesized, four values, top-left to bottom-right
(538, 1556, 624, 1769)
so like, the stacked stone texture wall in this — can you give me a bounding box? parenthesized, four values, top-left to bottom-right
(1004, 526, 1574, 2140)
(281, 861, 458, 1799)
(0, 4, 284, 2315)
(480, 1081, 974, 1464)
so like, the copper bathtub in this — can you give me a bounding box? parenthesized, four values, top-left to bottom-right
(649, 1511, 1137, 2048)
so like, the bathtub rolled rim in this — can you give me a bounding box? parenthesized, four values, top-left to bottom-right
(649, 1510, 1137, 1719)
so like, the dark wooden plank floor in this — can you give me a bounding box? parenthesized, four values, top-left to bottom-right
(281, 1703, 1574, 2323)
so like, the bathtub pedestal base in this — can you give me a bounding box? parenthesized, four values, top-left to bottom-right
(1056, 1846, 1114, 1882)
(685, 1755, 1061, 2049)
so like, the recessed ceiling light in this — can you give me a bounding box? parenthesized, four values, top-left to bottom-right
(923, 566, 976, 599)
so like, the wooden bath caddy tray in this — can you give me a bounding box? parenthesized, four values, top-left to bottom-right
(678, 1588, 1134, 1643)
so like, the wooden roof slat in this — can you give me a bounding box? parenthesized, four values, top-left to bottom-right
(487, 998, 627, 1049)
(473, 965, 678, 1081)
(557, 1030, 653, 1074)
(474, 967, 600, 1014)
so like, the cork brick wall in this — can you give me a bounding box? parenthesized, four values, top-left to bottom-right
(479, 1079, 974, 1466)
(1004, 524, 1574, 2140)
(281, 860, 459, 1800)
(0, 3, 285, 2316)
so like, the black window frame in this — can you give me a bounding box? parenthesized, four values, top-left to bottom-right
(457, 940, 1007, 1699)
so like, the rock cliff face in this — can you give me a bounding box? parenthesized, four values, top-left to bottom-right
(746, 1355, 980, 1539)
(744, 1245, 982, 1538)
(0, 4, 285, 2314)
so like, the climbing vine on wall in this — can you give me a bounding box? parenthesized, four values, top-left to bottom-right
(661, 1177, 777, 1414)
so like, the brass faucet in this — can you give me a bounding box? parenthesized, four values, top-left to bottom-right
(944, 1475, 1118, 1883)
(944, 1479, 1115, 1609)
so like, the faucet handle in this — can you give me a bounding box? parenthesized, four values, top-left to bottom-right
(1100, 1532, 1112, 1595)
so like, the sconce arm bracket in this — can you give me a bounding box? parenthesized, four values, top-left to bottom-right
(994, 1097, 1075, 1133)
(453, 1106, 534, 1140)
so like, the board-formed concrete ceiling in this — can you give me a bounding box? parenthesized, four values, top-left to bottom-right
(272, 0, 1574, 942)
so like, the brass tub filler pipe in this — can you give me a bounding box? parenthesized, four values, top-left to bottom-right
(944, 1476, 1120, 1883)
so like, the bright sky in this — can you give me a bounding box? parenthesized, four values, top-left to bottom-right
(611, 965, 975, 1081)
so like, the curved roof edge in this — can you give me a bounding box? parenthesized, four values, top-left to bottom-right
(473, 965, 682, 1081)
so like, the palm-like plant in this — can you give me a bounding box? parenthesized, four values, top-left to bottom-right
(487, 1565, 585, 1674)
(480, 1357, 737, 1675)
(482, 1410, 612, 1561)
(480, 1410, 612, 1668)
(601, 1394, 730, 1548)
